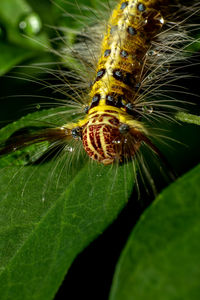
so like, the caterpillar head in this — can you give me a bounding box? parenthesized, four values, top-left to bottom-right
(80, 113, 142, 165)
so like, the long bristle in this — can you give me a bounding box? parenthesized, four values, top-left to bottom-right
(0, 128, 71, 156)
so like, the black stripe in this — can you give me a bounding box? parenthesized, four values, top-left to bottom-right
(93, 68, 106, 84)
(112, 68, 135, 87)
(90, 93, 101, 109)
(106, 93, 124, 108)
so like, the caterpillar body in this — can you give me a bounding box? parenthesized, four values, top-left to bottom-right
(80, 0, 165, 165)
(0, 0, 199, 177)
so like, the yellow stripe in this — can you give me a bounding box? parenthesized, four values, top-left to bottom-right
(89, 105, 125, 115)
(86, 127, 99, 158)
(99, 125, 107, 159)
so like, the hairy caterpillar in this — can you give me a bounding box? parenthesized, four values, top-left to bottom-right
(2, 0, 198, 171)
(0, 0, 199, 201)
(0, 0, 199, 209)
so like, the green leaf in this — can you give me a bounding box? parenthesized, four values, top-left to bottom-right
(176, 112, 200, 126)
(0, 0, 50, 51)
(0, 0, 52, 75)
(0, 42, 34, 75)
(0, 107, 72, 143)
(0, 108, 135, 300)
(185, 33, 200, 53)
(0, 0, 31, 27)
(109, 164, 200, 300)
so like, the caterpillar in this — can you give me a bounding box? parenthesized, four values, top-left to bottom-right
(0, 0, 200, 187)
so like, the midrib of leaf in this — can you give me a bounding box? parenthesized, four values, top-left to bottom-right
(175, 112, 200, 126)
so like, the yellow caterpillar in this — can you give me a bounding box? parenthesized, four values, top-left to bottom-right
(0, 0, 198, 177)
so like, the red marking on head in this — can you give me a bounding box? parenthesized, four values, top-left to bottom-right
(82, 113, 141, 164)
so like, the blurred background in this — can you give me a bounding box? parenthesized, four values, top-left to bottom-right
(0, 0, 102, 125)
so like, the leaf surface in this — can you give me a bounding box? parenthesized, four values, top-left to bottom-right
(109, 164, 200, 300)
(176, 112, 200, 126)
(0, 42, 34, 76)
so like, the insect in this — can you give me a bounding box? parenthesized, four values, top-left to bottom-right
(0, 0, 199, 183)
